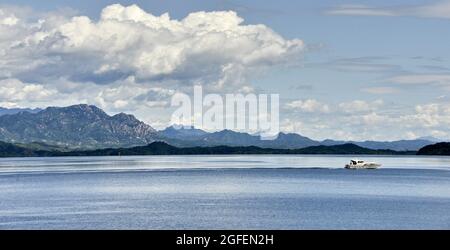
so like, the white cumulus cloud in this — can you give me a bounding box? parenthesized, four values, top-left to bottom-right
(0, 9, 19, 26)
(285, 99, 330, 113)
(0, 4, 304, 91)
(0, 78, 57, 104)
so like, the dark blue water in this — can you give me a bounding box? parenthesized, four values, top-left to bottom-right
(0, 156, 449, 229)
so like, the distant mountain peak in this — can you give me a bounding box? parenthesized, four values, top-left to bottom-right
(160, 124, 208, 140)
(0, 104, 158, 149)
(166, 124, 200, 130)
(49, 104, 105, 113)
(112, 112, 139, 122)
(0, 107, 42, 116)
(417, 136, 442, 142)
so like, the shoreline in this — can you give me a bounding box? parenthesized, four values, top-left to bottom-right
(1, 141, 419, 158)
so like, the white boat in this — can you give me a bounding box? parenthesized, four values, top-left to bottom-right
(345, 159, 381, 169)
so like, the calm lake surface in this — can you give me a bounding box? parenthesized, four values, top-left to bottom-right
(0, 155, 449, 229)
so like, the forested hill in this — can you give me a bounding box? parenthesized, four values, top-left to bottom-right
(417, 142, 450, 155)
(0, 141, 415, 157)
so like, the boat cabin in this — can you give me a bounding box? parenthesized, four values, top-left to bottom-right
(350, 159, 364, 165)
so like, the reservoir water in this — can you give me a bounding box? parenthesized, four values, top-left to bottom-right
(0, 155, 449, 229)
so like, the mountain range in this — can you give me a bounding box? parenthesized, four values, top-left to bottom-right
(0, 107, 42, 116)
(0, 104, 443, 151)
(160, 127, 320, 149)
(160, 126, 434, 151)
(0, 104, 159, 149)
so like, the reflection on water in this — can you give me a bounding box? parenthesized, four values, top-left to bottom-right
(0, 156, 449, 229)
(0, 155, 450, 175)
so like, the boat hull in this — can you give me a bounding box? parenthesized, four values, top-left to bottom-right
(345, 163, 381, 169)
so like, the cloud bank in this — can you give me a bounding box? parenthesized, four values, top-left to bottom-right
(0, 4, 304, 91)
(0, 3, 307, 132)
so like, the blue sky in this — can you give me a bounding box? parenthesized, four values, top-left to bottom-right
(1, 0, 450, 140)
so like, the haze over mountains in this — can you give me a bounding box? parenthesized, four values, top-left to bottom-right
(160, 126, 321, 149)
(159, 126, 435, 151)
(0, 104, 441, 151)
(0, 107, 42, 116)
